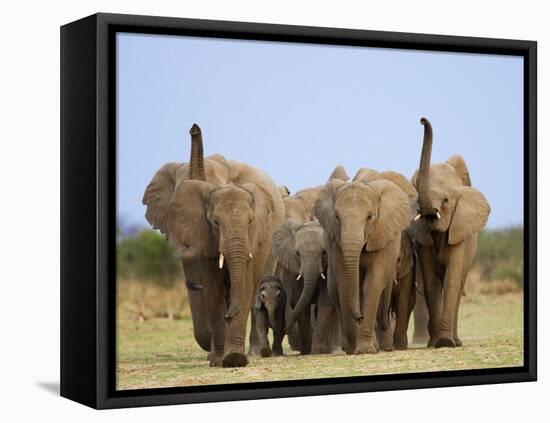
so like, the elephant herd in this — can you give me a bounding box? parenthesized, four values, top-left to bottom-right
(143, 118, 491, 368)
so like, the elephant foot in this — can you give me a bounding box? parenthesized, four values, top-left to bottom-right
(311, 345, 331, 354)
(272, 346, 283, 357)
(355, 341, 378, 355)
(260, 347, 272, 358)
(222, 352, 249, 367)
(247, 345, 262, 356)
(393, 336, 408, 350)
(427, 337, 438, 348)
(435, 337, 456, 348)
(454, 337, 463, 347)
(209, 354, 224, 367)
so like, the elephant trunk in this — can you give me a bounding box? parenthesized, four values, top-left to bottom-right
(189, 123, 206, 181)
(417, 117, 433, 214)
(224, 237, 249, 321)
(341, 242, 364, 323)
(267, 306, 277, 330)
(286, 275, 318, 333)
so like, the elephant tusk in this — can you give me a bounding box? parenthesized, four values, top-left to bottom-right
(414, 213, 422, 221)
(249, 252, 253, 259)
(296, 273, 302, 281)
(436, 212, 441, 220)
(218, 254, 224, 269)
(321, 272, 326, 280)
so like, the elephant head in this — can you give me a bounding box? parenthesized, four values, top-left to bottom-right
(314, 177, 412, 332)
(412, 118, 490, 245)
(254, 276, 286, 328)
(273, 219, 328, 332)
(143, 124, 267, 321)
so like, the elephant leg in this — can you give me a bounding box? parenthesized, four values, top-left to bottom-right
(298, 309, 312, 355)
(418, 246, 442, 347)
(247, 311, 263, 356)
(253, 310, 271, 357)
(356, 273, 385, 355)
(394, 271, 415, 350)
(453, 275, 467, 347)
(311, 303, 334, 354)
(413, 291, 430, 345)
(379, 313, 395, 352)
(203, 274, 227, 367)
(272, 307, 285, 356)
(436, 244, 466, 348)
(187, 288, 212, 352)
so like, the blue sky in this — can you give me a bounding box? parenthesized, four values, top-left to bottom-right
(117, 33, 523, 231)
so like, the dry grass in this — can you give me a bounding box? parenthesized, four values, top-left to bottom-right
(116, 277, 524, 390)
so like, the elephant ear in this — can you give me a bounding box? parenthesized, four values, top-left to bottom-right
(142, 162, 182, 233)
(314, 179, 346, 242)
(328, 165, 349, 182)
(369, 171, 418, 213)
(448, 186, 490, 245)
(352, 167, 378, 182)
(163, 180, 217, 257)
(241, 182, 274, 255)
(272, 219, 301, 274)
(446, 155, 472, 186)
(279, 185, 291, 197)
(366, 180, 412, 252)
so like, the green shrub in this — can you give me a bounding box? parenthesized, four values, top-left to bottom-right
(117, 230, 181, 286)
(475, 226, 523, 287)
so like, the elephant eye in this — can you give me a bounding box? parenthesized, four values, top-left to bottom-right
(334, 213, 340, 222)
(443, 197, 449, 203)
(212, 219, 219, 226)
(367, 212, 374, 220)
(295, 250, 300, 258)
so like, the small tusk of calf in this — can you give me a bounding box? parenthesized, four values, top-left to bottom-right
(321, 272, 326, 280)
(436, 212, 441, 220)
(296, 273, 302, 280)
(414, 213, 422, 221)
(218, 254, 224, 269)
(249, 252, 253, 259)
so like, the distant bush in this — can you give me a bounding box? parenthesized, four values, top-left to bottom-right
(475, 227, 523, 288)
(117, 230, 181, 286)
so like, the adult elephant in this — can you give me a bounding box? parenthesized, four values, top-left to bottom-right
(273, 219, 340, 354)
(143, 124, 284, 367)
(314, 170, 414, 354)
(411, 117, 490, 348)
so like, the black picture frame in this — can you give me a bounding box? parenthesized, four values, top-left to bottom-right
(60, 12, 537, 409)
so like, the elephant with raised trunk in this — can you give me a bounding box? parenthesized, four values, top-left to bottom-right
(273, 219, 340, 355)
(411, 117, 490, 348)
(143, 124, 284, 367)
(314, 170, 415, 354)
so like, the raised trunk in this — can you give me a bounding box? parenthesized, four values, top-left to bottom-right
(417, 117, 433, 214)
(286, 276, 317, 332)
(224, 238, 248, 320)
(189, 123, 206, 181)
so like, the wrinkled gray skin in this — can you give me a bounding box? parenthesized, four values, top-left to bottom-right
(253, 277, 286, 357)
(376, 232, 416, 351)
(315, 173, 414, 354)
(273, 220, 340, 355)
(411, 117, 490, 348)
(142, 124, 284, 367)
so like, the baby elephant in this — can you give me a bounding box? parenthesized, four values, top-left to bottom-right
(253, 276, 287, 357)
